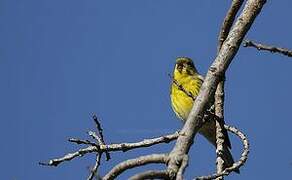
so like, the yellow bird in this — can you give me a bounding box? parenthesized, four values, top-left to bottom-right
(170, 57, 239, 173)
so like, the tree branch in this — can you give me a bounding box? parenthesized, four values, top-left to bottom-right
(214, 80, 226, 180)
(68, 138, 97, 146)
(92, 115, 111, 160)
(176, 155, 189, 180)
(40, 131, 179, 167)
(215, 1, 244, 179)
(166, 0, 266, 179)
(243, 39, 292, 57)
(217, 0, 244, 52)
(129, 170, 170, 180)
(39, 146, 98, 167)
(195, 125, 249, 180)
(103, 154, 168, 180)
(102, 131, 179, 152)
(87, 154, 102, 180)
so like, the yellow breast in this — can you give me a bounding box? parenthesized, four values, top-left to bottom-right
(170, 70, 203, 121)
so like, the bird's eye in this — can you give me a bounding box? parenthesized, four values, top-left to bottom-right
(187, 62, 193, 67)
(177, 63, 183, 70)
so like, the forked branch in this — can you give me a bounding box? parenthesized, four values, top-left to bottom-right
(166, 0, 266, 179)
(40, 131, 179, 167)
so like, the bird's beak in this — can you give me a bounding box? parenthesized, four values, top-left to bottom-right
(176, 64, 183, 73)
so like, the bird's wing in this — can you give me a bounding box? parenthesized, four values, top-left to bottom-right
(198, 74, 204, 81)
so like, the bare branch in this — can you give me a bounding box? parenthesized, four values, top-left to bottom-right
(41, 131, 178, 167)
(129, 170, 170, 180)
(87, 154, 102, 180)
(88, 131, 103, 145)
(176, 155, 189, 180)
(103, 131, 179, 152)
(92, 115, 111, 160)
(68, 138, 97, 146)
(214, 81, 226, 180)
(39, 146, 98, 167)
(243, 39, 292, 57)
(195, 125, 249, 180)
(215, 1, 245, 178)
(217, 0, 244, 52)
(103, 154, 169, 180)
(167, 0, 266, 179)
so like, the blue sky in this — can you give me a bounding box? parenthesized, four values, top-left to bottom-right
(1, 0, 292, 179)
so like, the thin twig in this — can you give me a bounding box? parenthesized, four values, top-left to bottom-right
(88, 131, 103, 145)
(68, 138, 97, 146)
(92, 115, 111, 160)
(103, 154, 169, 180)
(195, 125, 249, 180)
(39, 146, 98, 167)
(87, 154, 102, 180)
(243, 39, 292, 57)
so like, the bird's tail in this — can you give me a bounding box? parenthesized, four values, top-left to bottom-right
(199, 120, 240, 174)
(221, 147, 240, 174)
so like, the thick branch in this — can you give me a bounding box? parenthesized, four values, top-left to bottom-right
(214, 80, 226, 180)
(217, 0, 244, 52)
(243, 39, 292, 57)
(215, 1, 244, 178)
(103, 154, 168, 180)
(167, 0, 266, 179)
(129, 170, 170, 180)
(195, 125, 249, 180)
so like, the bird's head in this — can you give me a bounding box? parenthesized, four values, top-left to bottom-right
(174, 57, 198, 75)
